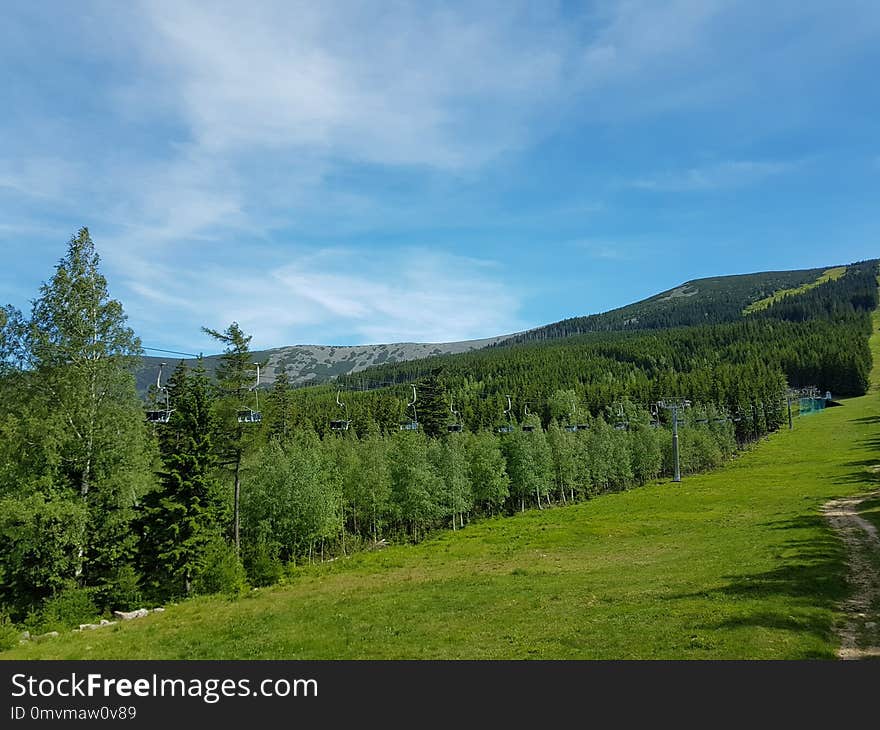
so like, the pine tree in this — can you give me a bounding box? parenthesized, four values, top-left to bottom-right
(416, 374, 450, 438)
(266, 365, 292, 442)
(138, 360, 224, 599)
(203, 322, 262, 554)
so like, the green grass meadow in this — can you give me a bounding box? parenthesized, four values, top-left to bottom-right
(5, 314, 880, 660)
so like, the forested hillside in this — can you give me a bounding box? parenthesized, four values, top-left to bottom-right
(132, 262, 873, 391)
(501, 264, 865, 342)
(0, 230, 875, 645)
(317, 261, 876, 435)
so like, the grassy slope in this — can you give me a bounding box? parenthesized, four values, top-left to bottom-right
(743, 266, 848, 314)
(5, 314, 880, 660)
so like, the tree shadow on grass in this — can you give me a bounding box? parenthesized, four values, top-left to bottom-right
(762, 515, 831, 531)
(856, 437, 880, 451)
(851, 415, 880, 425)
(842, 459, 880, 469)
(664, 514, 847, 645)
(832, 462, 880, 488)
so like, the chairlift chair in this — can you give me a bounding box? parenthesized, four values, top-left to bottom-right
(145, 362, 173, 424)
(399, 385, 419, 431)
(146, 409, 171, 424)
(331, 390, 352, 432)
(497, 395, 514, 434)
(237, 409, 262, 424)
(522, 404, 538, 433)
(447, 398, 463, 433)
(238, 364, 263, 425)
(614, 402, 627, 430)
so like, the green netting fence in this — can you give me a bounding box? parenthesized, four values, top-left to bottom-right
(799, 397, 826, 415)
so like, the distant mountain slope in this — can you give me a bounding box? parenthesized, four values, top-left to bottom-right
(743, 266, 847, 314)
(500, 266, 837, 344)
(136, 261, 877, 393)
(136, 335, 507, 393)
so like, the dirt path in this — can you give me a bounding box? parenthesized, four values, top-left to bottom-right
(823, 492, 880, 660)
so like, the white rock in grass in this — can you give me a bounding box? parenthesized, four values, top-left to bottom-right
(113, 608, 149, 621)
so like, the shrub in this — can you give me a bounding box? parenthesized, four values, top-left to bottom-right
(0, 494, 87, 620)
(31, 584, 99, 633)
(100, 564, 144, 612)
(0, 612, 20, 651)
(191, 539, 248, 597)
(244, 540, 284, 588)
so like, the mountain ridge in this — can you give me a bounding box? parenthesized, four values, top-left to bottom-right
(137, 261, 869, 392)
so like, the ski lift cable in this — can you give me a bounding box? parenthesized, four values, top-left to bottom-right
(142, 346, 201, 358)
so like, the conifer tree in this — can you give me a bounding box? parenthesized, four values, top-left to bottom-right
(266, 365, 292, 442)
(416, 374, 450, 438)
(203, 322, 262, 554)
(138, 360, 224, 598)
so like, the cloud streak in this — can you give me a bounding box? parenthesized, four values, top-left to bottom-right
(2, 1, 880, 350)
(121, 0, 571, 170)
(629, 159, 800, 192)
(109, 246, 524, 350)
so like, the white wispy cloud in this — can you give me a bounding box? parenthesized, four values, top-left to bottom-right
(0, 157, 82, 201)
(573, 239, 635, 262)
(109, 246, 523, 349)
(629, 159, 800, 192)
(119, 0, 571, 170)
(3, 1, 879, 349)
(580, 0, 727, 84)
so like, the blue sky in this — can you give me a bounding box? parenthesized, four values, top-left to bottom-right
(1, 1, 878, 352)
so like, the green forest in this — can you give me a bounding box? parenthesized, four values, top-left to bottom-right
(0, 228, 876, 644)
